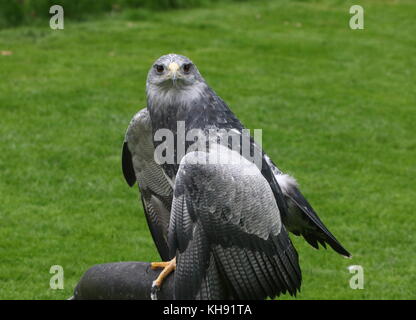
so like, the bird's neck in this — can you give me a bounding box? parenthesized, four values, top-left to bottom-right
(147, 84, 246, 179)
(147, 83, 208, 132)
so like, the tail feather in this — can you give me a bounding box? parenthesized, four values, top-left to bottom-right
(285, 186, 351, 258)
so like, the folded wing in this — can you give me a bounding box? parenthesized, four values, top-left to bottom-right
(122, 108, 173, 261)
(168, 145, 301, 300)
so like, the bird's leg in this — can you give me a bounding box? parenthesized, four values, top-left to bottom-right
(150, 257, 176, 300)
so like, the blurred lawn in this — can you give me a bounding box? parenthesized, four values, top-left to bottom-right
(0, 0, 415, 299)
(0, 0, 227, 29)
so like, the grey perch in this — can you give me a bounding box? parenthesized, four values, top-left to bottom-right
(71, 262, 174, 300)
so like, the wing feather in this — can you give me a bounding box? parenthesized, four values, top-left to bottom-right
(122, 141, 136, 187)
(266, 156, 351, 257)
(169, 146, 301, 300)
(123, 108, 173, 261)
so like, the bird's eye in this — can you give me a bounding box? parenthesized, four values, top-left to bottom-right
(183, 63, 192, 73)
(155, 64, 164, 73)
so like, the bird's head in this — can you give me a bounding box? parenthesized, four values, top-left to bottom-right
(146, 53, 205, 94)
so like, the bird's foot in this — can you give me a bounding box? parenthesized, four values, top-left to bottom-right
(150, 257, 176, 300)
(150, 281, 160, 300)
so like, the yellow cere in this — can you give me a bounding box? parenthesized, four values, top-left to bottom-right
(168, 62, 180, 73)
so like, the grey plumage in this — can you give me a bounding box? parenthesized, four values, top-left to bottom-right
(122, 53, 350, 300)
(122, 109, 172, 261)
(169, 146, 301, 299)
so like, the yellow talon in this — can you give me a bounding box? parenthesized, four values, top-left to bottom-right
(150, 257, 176, 300)
(151, 261, 171, 269)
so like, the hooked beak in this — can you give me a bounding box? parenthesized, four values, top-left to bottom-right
(168, 62, 179, 82)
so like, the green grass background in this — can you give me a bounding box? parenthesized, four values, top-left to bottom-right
(0, 0, 230, 29)
(0, 0, 415, 299)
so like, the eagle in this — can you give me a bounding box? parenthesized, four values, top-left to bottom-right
(122, 53, 350, 300)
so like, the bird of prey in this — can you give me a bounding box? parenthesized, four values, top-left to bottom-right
(122, 53, 350, 300)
